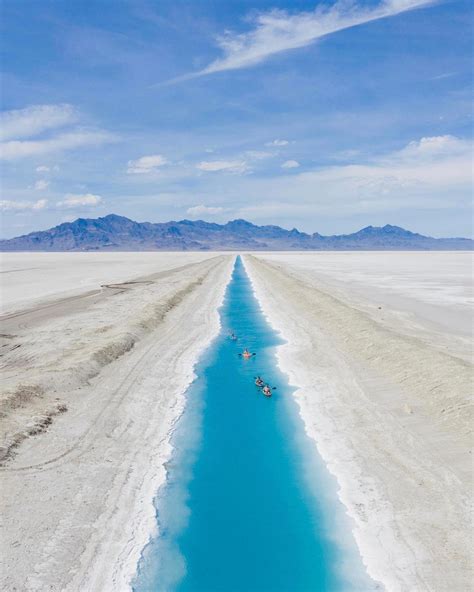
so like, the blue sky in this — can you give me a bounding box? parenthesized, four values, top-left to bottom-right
(0, 0, 472, 238)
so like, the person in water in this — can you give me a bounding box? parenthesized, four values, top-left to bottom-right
(230, 332, 237, 340)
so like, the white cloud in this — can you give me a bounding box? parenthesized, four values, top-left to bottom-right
(0, 130, 116, 160)
(0, 104, 77, 141)
(429, 71, 457, 81)
(265, 139, 289, 147)
(34, 179, 50, 190)
(0, 104, 115, 161)
(176, 0, 432, 79)
(390, 135, 471, 162)
(282, 159, 300, 169)
(331, 149, 362, 162)
(196, 160, 248, 173)
(0, 199, 48, 211)
(246, 135, 473, 215)
(186, 205, 224, 216)
(184, 134, 472, 225)
(56, 193, 102, 208)
(36, 165, 50, 173)
(245, 150, 273, 160)
(34, 199, 48, 210)
(127, 154, 169, 174)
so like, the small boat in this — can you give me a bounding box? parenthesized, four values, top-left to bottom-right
(262, 386, 272, 397)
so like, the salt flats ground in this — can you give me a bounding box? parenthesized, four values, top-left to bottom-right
(0, 251, 472, 591)
(244, 251, 473, 591)
(0, 252, 233, 590)
(0, 252, 219, 314)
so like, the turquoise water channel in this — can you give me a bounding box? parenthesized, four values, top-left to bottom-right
(133, 257, 377, 592)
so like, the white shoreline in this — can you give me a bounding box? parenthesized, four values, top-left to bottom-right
(242, 257, 384, 589)
(76, 257, 235, 592)
(243, 253, 472, 592)
(119, 290, 230, 591)
(1, 255, 235, 592)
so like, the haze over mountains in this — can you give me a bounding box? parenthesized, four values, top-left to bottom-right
(1, 214, 472, 251)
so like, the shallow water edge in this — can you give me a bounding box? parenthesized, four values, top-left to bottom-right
(133, 256, 377, 591)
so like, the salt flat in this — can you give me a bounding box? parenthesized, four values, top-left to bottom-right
(244, 252, 473, 592)
(1, 250, 472, 592)
(255, 251, 473, 357)
(0, 252, 218, 314)
(0, 252, 234, 591)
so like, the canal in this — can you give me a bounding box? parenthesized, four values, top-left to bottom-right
(133, 256, 376, 591)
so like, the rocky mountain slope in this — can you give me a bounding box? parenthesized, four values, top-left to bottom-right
(1, 214, 471, 251)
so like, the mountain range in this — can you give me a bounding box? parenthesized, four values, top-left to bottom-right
(1, 214, 472, 251)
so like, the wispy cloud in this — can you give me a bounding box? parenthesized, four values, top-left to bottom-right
(163, 0, 433, 83)
(0, 104, 116, 160)
(245, 150, 273, 160)
(1, 192, 104, 213)
(34, 179, 50, 190)
(0, 199, 48, 211)
(313, 135, 473, 200)
(265, 139, 289, 147)
(127, 154, 169, 174)
(387, 135, 470, 162)
(0, 104, 77, 141)
(174, 134, 471, 227)
(196, 159, 248, 173)
(234, 134, 473, 219)
(429, 71, 457, 81)
(186, 205, 224, 216)
(197, 150, 274, 173)
(56, 193, 103, 208)
(281, 159, 300, 168)
(0, 130, 116, 160)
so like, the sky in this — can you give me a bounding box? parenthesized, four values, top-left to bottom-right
(0, 0, 472, 238)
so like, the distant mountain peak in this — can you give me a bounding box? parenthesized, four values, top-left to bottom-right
(0, 215, 471, 252)
(381, 224, 410, 232)
(101, 213, 133, 222)
(225, 218, 256, 227)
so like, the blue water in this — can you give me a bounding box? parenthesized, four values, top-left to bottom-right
(133, 257, 377, 592)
